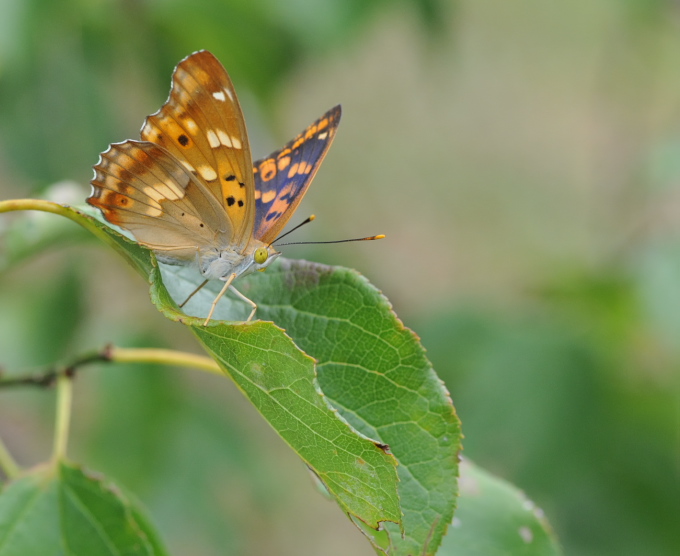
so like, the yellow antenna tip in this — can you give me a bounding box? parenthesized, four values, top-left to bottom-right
(309, 214, 316, 221)
(375, 234, 386, 239)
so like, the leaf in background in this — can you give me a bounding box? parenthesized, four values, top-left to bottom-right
(0, 461, 168, 556)
(439, 459, 562, 556)
(0, 206, 90, 276)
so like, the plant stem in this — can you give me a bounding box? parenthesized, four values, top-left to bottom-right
(0, 346, 223, 391)
(0, 198, 112, 244)
(2, 347, 219, 468)
(0, 198, 83, 223)
(0, 434, 20, 480)
(110, 347, 222, 375)
(52, 371, 72, 462)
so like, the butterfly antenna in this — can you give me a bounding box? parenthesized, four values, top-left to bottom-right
(270, 215, 316, 246)
(179, 279, 210, 308)
(275, 234, 385, 247)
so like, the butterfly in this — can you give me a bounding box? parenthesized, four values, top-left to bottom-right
(88, 50, 342, 325)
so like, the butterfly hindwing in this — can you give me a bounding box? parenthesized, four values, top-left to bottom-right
(89, 140, 231, 262)
(253, 105, 341, 245)
(140, 50, 255, 249)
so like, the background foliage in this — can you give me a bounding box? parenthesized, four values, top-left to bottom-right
(0, 0, 678, 555)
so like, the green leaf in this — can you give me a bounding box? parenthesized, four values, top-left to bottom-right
(0, 468, 61, 555)
(0, 461, 168, 556)
(43, 207, 459, 552)
(439, 459, 562, 556)
(233, 259, 462, 555)
(77, 211, 404, 534)
(192, 321, 401, 529)
(151, 265, 403, 530)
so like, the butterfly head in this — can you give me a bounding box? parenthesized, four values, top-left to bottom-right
(252, 245, 280, 273)
(198, 243, 280, 282)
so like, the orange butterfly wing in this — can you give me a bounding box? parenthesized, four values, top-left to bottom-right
(140, 50, 255, 249)
(89, 51, 341, 272)
(89, 140, 230, 262)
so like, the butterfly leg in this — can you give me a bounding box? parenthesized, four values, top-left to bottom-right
(180, 279, 209, 308)
(228, 285, 258, 322)
(203, 273, 237, 326)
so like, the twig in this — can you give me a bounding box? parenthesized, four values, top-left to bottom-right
(1, 344, 222, 473)
(0, 346, 114, 389)
(0, 345, 222, 390)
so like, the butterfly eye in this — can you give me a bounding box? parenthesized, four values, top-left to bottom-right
(254, 247, 268, 265)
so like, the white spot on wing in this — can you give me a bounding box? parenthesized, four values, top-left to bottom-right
(145, 206, 163, 217)
(198, 165, 218, 181)
(212, 91, 226, 101)
(231, 136, 242, 149)
(181, 161, 196, 173)
(224, 87, 234, 101)
(161, 180, 185, 199)
(143, 183, 183, 202)
(217, 130, 232, 147)
(183, 118, 199, 134)
(318, 132, 328, 140)
(139, 187, 164, 205)
(206, 130, 220, 148)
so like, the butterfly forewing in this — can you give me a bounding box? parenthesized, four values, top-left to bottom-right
(253, 105, 341, 245)
(140, 50, 255, 249)
(89, 140, 231, 261)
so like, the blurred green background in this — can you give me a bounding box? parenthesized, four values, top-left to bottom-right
(1, 0, 679, 554)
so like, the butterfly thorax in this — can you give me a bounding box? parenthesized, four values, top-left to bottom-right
(198, 244, 280, 281)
